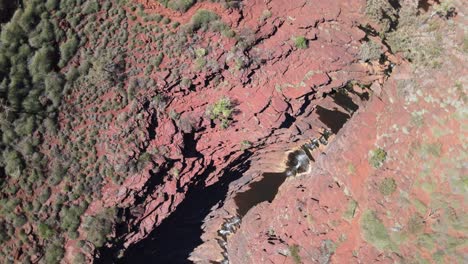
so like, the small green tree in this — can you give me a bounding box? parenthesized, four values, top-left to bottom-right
(379, 178, 396, 196)
(3, 150, 24, 179)
(84, 209, 116, 247)
(44, 242, 64, 264)
(58, 35, 79, 67)
(207, 97, 233, 129)
(189, 10, 220, 32)
(29, 46, 56, 83)
(60, 205, 83, 233)
(369, 148, 387, 168)
(38, 222, 55, 239)
(293, 36, 308, 49)
(168, 0, 195, 12)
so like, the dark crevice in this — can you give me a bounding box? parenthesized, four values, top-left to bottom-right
(357, 24, 380, 37)
(315, 105, 350, 134)
(148, 112, 158, 141)
(418, 0, 439, 11)
(279, 113, 296, 129)
(182, 132, 202, 158)
(297, 94, 314, 116)
(98, 151, 253, 264)
(388, 0, 401, 10)
(254, 98, 272, 116)
(329, 90, 359, 114)
(95, 160, 174, 263)
(134, 160, 174, 212)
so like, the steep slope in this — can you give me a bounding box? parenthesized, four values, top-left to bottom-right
(0, 0, 465, 263)
(190, 1, 468, 263)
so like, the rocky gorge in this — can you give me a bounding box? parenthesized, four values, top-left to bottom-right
(0, 0, 465, 263)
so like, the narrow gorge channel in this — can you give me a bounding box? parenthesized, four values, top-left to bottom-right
(100, 86, 366, 264)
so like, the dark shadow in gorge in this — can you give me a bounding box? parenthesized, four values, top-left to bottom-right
(330, 91, 359, 114)
(98, 152, 253, 264)
(315, 106, 350, 134)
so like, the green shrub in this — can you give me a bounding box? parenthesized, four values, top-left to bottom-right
(38, 222, 55, 239)
(22, 89, 44, 113)
(289, 244, 302, 264)
(293, 36, 308, 49)
(145, 65, 154, 75)
(379, 178, 396, 196)
(45, 0, 59, 11)
(168, 0, 195, 12)
(73, 252, 86, 264)
(343, 199, 358, 220)
(13, 213, 27, 227)
(369, 148, 387, 168)
(49, 163, 67, 186)
(14, 116, 35, 137)
(260, 9, 272, 21)
(66, 66, 79, 82)
(189, 10, 220, 32)
(360, 210, 395, 251)
(240, 140, 251, 151)
(0, 222, 10, 244)
(83, 0, 99, 15)
(365, 0, 397, 32)
(153, 54, 164, 68)
(84, 209, 116, 247)
(60, 205, 83, 232)
(29, 19, 57, 48)
(359, 40, 381, 62)
(193, 57, 206, 71)
(161, 17, 171, 24)
(3, 150, 24, 179)
(207, 97, 233, 128)
(58, 35, 79, 67)
(44, 73, 64, 107)
(172, 21, 180, 29)
(1, 16, 27, 47)
(434, 0, 456, 18)
(39, 187, 51, 203)
(44, 243, 64, 264)
(19, 3, 40, 33)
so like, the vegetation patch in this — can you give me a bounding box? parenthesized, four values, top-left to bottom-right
(207, 97, 234, 128)
(369, 148, 387, 168)
(83, 209, 117, 247)
(289, 244, 302, 264)
(360, 210, 395, 251)
(293, 36, 308, 49)
(365, 0, 449, 68)
(159, 0, 196, 12)
(188, 10, 220, 32)
(359, 40, 382, 61)
(418, 142, 442, 158)
(343, 199, 358, 221)
(240, 140, 252, 151)
(379, 177, 397, 196)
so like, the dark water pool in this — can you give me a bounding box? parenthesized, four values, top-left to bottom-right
(234, 172, 288, 217)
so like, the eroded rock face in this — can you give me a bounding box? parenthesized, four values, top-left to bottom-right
(98, 0, 387, 262)
(186, 2, 468, 264)
(197, 17, 468, 264)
